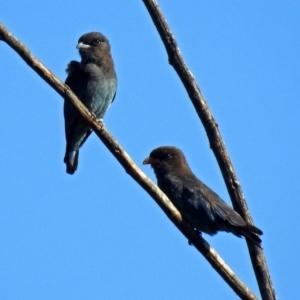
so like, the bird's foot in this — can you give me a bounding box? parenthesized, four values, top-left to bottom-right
(96, 118, 103, 125)
(188, 229, 202, 246)
(90, 112, 104, 125)
(90, 112, 98, 122)
(195, 229, 202, 236)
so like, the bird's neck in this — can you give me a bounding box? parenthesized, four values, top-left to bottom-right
(81, 51, 114, 70)
(153, 167, 167, 178)
(154, 167, 182, 178)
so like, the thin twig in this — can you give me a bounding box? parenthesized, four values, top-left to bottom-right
(141, 1, 276, 300)
(0, 22, 258, 300)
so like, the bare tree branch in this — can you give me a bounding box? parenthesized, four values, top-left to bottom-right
(0, 22, 259, 300)
(141, 1, 276, 300)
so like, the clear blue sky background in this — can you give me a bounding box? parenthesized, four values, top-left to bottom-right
(1, 1, 299, 299)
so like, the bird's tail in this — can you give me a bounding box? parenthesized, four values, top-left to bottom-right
(64, 150, 79, 175)
(242, 225, 263, 248)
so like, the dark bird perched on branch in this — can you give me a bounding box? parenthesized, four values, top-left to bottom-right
(143, 146, 263, 247)
(64, 32, 117, 174)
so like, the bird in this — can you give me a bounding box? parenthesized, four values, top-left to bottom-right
(143, 146, 263, 247)
(63, 32, 117, 174)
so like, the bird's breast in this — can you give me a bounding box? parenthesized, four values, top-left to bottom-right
(84, 75, 117, 118)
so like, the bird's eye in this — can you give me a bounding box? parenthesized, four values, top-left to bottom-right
(166, 153, 172, 159)
(93, 39, 101, 45)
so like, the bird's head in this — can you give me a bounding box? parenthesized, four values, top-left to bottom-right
(76, 32, 111, 61)
(143, 146, 191, 177)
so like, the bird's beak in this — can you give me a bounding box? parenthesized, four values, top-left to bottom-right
(143, 157, 160, 165)
(76, 42, 90, 49)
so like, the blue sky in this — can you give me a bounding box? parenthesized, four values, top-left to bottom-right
(1, 1, 299, 299)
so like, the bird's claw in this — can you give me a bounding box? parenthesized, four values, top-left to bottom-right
(188, 229, 202, 246)
(90, 112, 103, 125)
(195, 229, 202, 236)
(90, 112, 98, 122)
(97, 118, 103, 125)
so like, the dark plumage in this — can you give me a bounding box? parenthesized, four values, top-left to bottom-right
(64, 32, 117, 174)
(143, 146, 263, 247)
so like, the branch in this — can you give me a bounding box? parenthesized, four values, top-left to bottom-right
(141, 1, 276, 300)
(0, 22, 259, 300)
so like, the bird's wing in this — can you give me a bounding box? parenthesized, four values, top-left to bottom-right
(64, 61, 92, 150)
(171, 175, 216, 222)
(194, 179, 246, 227)
(111, 90, 117, 103)
(65, 61, 87, 104)
(179, 175, 245, 227)
(64, 61, 88, 135)
(210, 198, 246, 227)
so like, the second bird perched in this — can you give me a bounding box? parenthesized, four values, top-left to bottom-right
(143, 146, 263, 248)
(63, 32, 117, 174)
